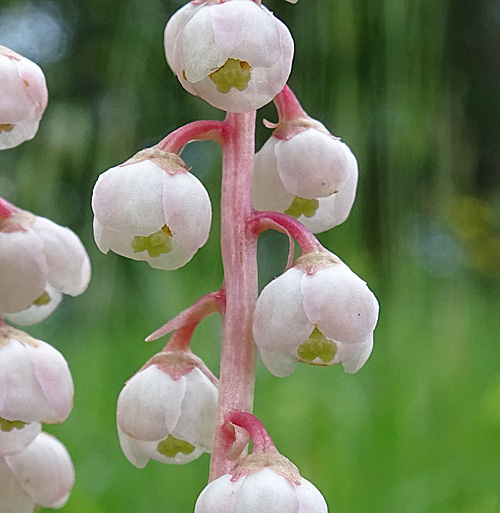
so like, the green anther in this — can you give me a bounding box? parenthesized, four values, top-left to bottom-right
(33, 291, 50, 306)
(209, 58, 252, 94)
(297, 327, 337, 364)
(0, 123, 14, 133)
(0, 417, 26, 432)
(285, 196, 320, 219)
(131, 225, 173, 258)
(157, 435, 196, 458)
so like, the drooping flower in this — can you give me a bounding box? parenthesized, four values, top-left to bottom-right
(0, 46, 48, 150)
(117, 351, 218, 468)
(253, 124, 358, 234)
(252, 251, 379, 377)
(0, 325, 74, 426)
(0, 209, 91, 325)
(164, 0, 294, 112)
(92, 148, 212, 270)
(0, 432, 74, 511)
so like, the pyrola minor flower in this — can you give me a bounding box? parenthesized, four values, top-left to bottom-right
(117, 351, 218, 468)
(0, 432, 74, 511)
(0, 325, 74, 426)
(0, 46, 48, 150)
(252, 251, 379, 377)
(92, 148, 212, 270)
(0, 209, 91, 325)
(253, 125, 358, 234)
(164, 0, 294, 112)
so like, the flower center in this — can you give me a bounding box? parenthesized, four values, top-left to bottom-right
(157, 435, 195, 458)
(131, 225, 173, 258)
(0, 416, 26, 432)
(209, 58, 251, 93)
(33, 290, 51, 306)
(297, 326, 337, 364)
(0, 123, 14, 133)
(285, 196, 319, 219)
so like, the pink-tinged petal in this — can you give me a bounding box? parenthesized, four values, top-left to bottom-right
(260, 350, 297, 378)
(0, 229, 47, 314)
(0, 422, 41, 457)
(301, 264, 379, 345)
(172, 368, 218, 452)
(25, 339, 74, 423)
(0, 458, 35, 512)
(335, 335, 373, 374)
(31, 217, 91, 296)
(296, 477, 328, 513)
(162, 172, 212, 253)
(236, 468, 299, 513)
(195, 473, 244, 513)
(5, 432, 74, 508)
(253, 268, 312, 353)
(275, 131, 356, 199)
(117, 366, 186, 442)
(4, 285, 62, 326)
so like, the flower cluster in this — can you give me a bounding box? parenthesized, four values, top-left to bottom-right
(0, 47, 90, 511)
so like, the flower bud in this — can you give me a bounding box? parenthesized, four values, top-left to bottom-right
(253, 127, 358, 233)
(0, 212, 91, 325)
(116, 351, 218, 468)
(0, 326, 74, 425)
(0, 46, 48, 150)
(164, 0, 294, 112)
(252, 252, 379, 377)
(195, 467, 327, 513)
(0, 432, 74, 511)
(92, 149, 212, 270)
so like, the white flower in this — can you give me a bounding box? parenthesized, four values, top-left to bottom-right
(116, 352, 218, 468)
(195, 467, 327, 513)
(0, 213, 91, 325)
(92, 149, 212, 270)
(0, 432, 74, 511)
(164, 0, 294, 112)
(252, 252, 379, 377)
(0, 422, 41, 457)
(0, 326, 74, 425)
(0, 46, 48, 150)
(253, 129, 358, 233)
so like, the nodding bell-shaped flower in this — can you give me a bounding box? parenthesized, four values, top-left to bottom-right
(253, 121, 358, 234)
(164, 0, 294, 113)
(252, 251, 379, 377)
(0, 432, 75, 511)
(116, 351, 218, 468)
(0, 208, 91, 326)
(0, 46, 48, 150)
(92, 148, 212, 270)
(0, 325, 74, 426)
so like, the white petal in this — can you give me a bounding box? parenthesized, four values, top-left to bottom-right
(296, 477, 328, 513)
(336, 335, 373, 374)
(236, 467, 299, 513)
(172, 368, 218, 452)
(0, 457, 35, 513)
(260, 350, 297, 378)
(301, 264, 379, 344)
(117, 366, 186, 442)
(4, 432, 74, 508)
(195, 473, 244, 513)
(0, 422, 41, 457)
(0, 230, 47, 314)
(253, 268, 312, 353)
(4, 285, 62, 326)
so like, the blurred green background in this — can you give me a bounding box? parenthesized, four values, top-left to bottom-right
(1, 0, 500, 511)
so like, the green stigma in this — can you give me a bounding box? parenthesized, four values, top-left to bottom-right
(0, 417, 26, 432)
(285, 196, 320, 219)
(131, 225, 173, 258)
(297, 326, 337, 364)
(33, 291, 51, 306)
(0, 123, 14, 133)
(209, 58, 252, 94)
(157, 435, 196, 458)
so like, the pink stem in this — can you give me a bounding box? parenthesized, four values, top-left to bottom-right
(209, 111, 258, 481)
(158, 120, 226, 154)
(0, 197, 18, 219)
(225, 411, 276, 454)
(249, 210, 323, 255)
(273, 85, 308, 123)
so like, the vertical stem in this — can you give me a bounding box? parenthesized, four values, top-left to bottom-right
(209, 111, 258, 480)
